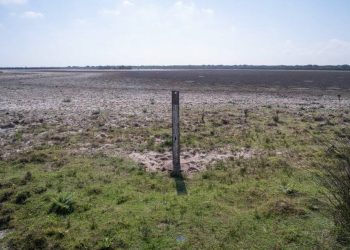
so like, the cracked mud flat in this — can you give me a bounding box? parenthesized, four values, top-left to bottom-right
(1, 69, 350, 173)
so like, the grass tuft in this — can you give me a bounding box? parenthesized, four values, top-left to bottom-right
(319, 142, 350, 245)
(49, 193, 75, 215)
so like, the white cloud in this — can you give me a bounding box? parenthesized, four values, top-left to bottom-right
(98, 8, 120, 16)
(22, 11, 44, 19)
(174, 1, 195, 13)
(172, 1, 214, 20)
(122, 0, 135, 7)
(0, 0, 26, 5)
(98, 0, 134, 17)
(201, 8, 214, 15)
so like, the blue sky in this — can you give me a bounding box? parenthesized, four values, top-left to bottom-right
(0, 0, 349, 66)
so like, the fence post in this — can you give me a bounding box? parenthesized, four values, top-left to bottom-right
(172, 91, 181, 176)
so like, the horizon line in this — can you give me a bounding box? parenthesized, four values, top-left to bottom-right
(1, 64, 350, 68)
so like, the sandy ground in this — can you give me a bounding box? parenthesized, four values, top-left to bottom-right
(1, 70, 349, 172)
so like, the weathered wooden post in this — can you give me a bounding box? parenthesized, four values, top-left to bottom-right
(172, 91, 181, 176)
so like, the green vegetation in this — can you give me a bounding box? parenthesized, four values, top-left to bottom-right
(1, 105, 349, 249)
(49, 193, 75, 216)
(62, 97, 72, 103)
(318, 142, 350, 245)
(0, 146, 340, 249)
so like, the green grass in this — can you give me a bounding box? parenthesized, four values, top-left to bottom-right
(0, 147, 338, 249)
(1, 105, 349, 249)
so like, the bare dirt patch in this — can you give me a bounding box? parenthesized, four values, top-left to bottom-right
(129, 148, 255, 173)
(0, 69, 349, 171)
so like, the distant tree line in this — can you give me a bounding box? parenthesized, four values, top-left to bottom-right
(133, 64, 350, 71)
(0, 65, 133, 70)
(1, 64, 350, 71)
(74, 65, 133, 70)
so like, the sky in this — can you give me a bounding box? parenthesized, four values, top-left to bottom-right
(0, 0, 350, 67)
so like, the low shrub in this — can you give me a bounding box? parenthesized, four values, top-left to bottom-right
(20, 171, 32, 185)
(63, 97, 71, 103)
(320, 142, 350, 244)
(0, 215, 11, 230)
(0, 190, 14, 202)
(49, 193, 74, 215)
(15, 191, 31, 204)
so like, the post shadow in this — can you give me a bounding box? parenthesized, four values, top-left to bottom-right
(171, 172, 187, 195)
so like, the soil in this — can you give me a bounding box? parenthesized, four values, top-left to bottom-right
(1, 69, 349, 172)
